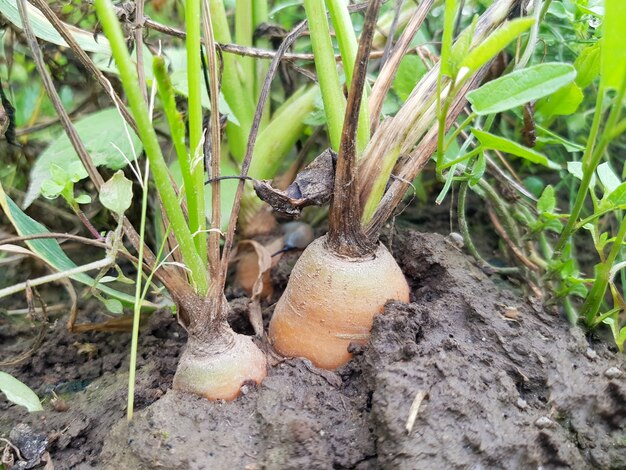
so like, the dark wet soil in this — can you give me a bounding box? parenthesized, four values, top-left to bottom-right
(2, 230, 626, 469)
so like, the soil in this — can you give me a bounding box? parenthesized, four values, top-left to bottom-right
(1, 230, 626, 469)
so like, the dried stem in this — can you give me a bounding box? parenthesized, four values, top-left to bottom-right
(363, 0, 523, 238)
(147, 17, 402, 61)
(369, 0, 434, 130)
(201, 1, 223, 285)
(327, 0, 382, 258)
(380, 0, 404, 68)
(0, 232, 106, 248)
(217, 20, 308, 296)
(133, 0, 147, 101)
(0, 232, 142, 265)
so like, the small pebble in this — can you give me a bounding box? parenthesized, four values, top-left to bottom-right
(534, 416, 554, 429)
(447, 232, 464, 248)
(585, 348, 598, 360)
(516, 398, 528, 410)
(604, 367, 622, 379)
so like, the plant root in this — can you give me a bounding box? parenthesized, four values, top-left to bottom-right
(173, 327, 267, 400)
(269, 235, 410, 369)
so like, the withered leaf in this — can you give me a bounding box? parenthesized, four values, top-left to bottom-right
(234, 240, 277, 337)
(253, 148, 336, 216)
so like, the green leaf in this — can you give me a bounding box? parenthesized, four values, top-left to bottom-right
(469, 151, 486, 186)
(25, 108, 142, 208)
(0, 0, 110, 53)
(393, 55, 428, 101)
(535, 82, 583, 119)
(461, 17, 534, 73)
(467, 63, 577, 115)
(40, 178, 67, 200)
(448, 15, 478, 77)
(439, 0, 458, 77)
(567, 161, 583, 180)
(547, 1, 573, 20)
(75, 194, 92, 205)
(574, 42, 601, 88)
(578, 2, 603, 16)
(603, 316, 626, 352)
(537, 185, 556, 213)
(567, 161, 596, 188)
(607, 182, 626, 206)
(0, 185, 159, 310)
(0, 371, 42, 412)
(100, 171, 133, 216)
(597, 162, 621, 195)
(103, 298, 124, 314)
(536, 124, 585, 152)
(471, 129, 561, 170)
(601, 0, 626, 90)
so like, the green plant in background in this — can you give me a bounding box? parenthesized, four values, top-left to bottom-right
(429, 0, 626, 350)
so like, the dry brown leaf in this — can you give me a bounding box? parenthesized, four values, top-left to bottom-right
(234, 239, 282, 337)
(253, 149, 336, 216)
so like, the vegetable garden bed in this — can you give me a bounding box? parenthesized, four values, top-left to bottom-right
(2, 230, 625, 469)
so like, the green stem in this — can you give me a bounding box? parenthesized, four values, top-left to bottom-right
(186, 0, 207, 264)
(554, 85, 605, 252)
(236, 0, 255, 100)
(127, 161, 150, 422)
(457, 182, 518, 275)
(360, 144, 400, 224)
(557, 71, 626, 254)
(326, 0, 370, 152)
(439, 145, 483, 170)
(435, 0, 458, 178)
(611, 118, 626, 140)
(0, 257, 112, 299)
(445, 113, 477, 150)
(95, 0, 209, 294)
(153, 56, 194, 216)
(209, 0, 255, 161)
(582, 213, 626, 325)
(249, 87, 319, 179)
(436, 83, 456, 179)
(575, 205, 626, 231)
(304, 0, 346, 151)
(563, 295, 578, 325)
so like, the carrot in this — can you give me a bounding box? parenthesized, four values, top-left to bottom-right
(171, 290, 267, 400)
(269, 0, 409, 369)
(269, 236, 409, 369)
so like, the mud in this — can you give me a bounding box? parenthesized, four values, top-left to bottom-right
(2, 230, 626, 469)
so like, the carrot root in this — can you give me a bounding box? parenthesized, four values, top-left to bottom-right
(173, 329, 267, 400)
(269, 235, 410, 369)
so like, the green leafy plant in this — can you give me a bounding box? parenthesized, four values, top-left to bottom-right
(0, 371, 42, 413)
(429, 0, 626, 350)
